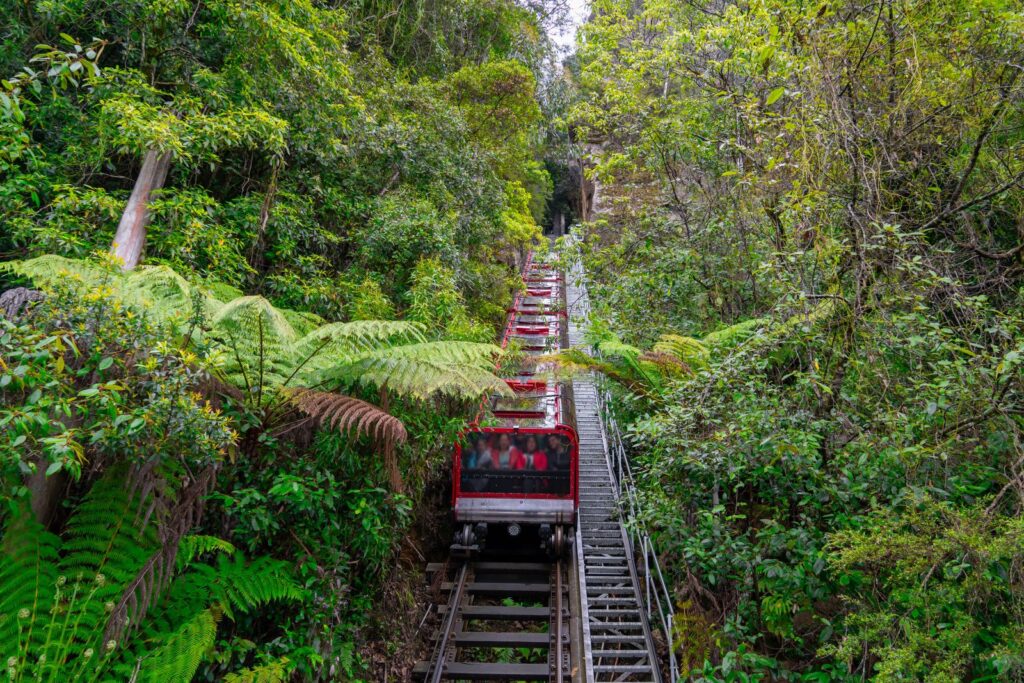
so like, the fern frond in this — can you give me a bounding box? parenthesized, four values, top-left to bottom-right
(330, 341, 509, 400)
(187, 554, 304, 621)
(121, 265, 223, 324)
(4, 256, 224, 332)
(287, 389, 408, 446)
(0, 506, 60, 659)
(177, 535, 237, 569)
(107, 465, 220, 643)
(278, 309, 324, 337)
(652, 334, 709, 368)
(594, 339, 643, 359)
(135, 608, 219, 682)
(59, 476, 159, 639)
(292, 320, 427, 384)
(209, 296, 300, 392)
(2, 254, 114, 289)
(542, 349, 657, 399)
(356, 357, 513, 399)
(702, 318, 766, 351)
(223, 657, 293, 683)
(382, 340, 501, 365)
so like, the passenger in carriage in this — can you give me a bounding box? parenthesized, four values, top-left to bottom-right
(492, 433, 525, 470)
(546, 434, 571, 470)
(521, 435, 548, 471)
(461, 436, 493, 493)
(466, 436, 493, 470)
(522, 434, 548, 494)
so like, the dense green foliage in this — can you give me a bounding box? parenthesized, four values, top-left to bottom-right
(572, 0, 1024, 680)
(0, 0, 552, 322)
(6, 0, 1021, 679)
(1, 1, 563, 679)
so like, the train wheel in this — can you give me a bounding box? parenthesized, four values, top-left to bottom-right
(451, 524, 476, 557)
(549, 525, 567, 558)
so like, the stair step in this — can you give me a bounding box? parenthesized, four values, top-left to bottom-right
(593, 664, 655, 674)
(589, 621, 644, 630)
(593, 649, 651, 659)
(592, 634, 647, 644)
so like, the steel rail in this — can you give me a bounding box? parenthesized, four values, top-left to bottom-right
(554, 557, 565, 683)
(424, 561, 469, 683)
(416, 557, 577, 682)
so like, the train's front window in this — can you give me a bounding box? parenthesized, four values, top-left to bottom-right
(459, 431, 572, 495)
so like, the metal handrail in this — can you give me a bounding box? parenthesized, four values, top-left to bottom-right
(597, 388, 678, 682)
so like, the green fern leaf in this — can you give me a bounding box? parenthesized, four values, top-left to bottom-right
(183, 554, 304, 621)
(2, 254, 114, 290)
(345, 341, 511, 399)
(223, 657, 292, 683)
(653, 334, 710, 368)
(292, 320, 427, 384)
(0, 506, 60, 660)
(177, 535, 237, 569)
(702, 318, 766, 351)
(135, 608, 218, 682)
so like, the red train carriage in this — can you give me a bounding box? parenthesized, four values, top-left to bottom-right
(451, 253, 578, 556)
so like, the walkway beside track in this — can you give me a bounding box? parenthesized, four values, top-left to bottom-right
(567, 261, 663, 683)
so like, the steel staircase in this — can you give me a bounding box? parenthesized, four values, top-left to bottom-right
(566, 257, 665, 683)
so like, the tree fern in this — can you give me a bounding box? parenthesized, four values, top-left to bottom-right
(7, 255, 509, 401)
(8, 255, 511, 491)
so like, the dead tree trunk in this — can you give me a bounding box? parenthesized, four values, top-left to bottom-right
(110, 149, 173, 270)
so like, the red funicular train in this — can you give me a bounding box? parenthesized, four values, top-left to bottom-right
(451, 252, 579, 556)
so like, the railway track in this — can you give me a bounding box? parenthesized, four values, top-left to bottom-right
(415, 559, 573, 682)
(413, 244, 671, 682)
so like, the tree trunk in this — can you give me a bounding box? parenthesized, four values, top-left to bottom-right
(379, 386, 404, 492)
(26, 459, 66, 528)
(110, 149, 173, 270)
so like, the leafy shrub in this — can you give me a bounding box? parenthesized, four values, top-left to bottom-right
(356, 189, 457, 296)
(0, 273, 232, 495)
